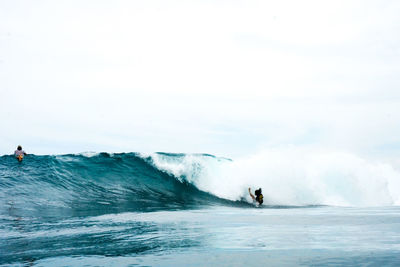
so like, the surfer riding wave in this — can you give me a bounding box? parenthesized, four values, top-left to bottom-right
(248, 187, 263, 205)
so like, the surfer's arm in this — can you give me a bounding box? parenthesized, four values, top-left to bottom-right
(248, 188, 255, 201)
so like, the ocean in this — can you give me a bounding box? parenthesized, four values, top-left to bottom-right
(1, 152, 400, 266)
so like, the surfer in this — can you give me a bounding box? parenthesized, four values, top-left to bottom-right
(14, 146, 27, 162)
(248, 187, 263, 205)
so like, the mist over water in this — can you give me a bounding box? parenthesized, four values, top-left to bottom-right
(147, 149, 400, 207)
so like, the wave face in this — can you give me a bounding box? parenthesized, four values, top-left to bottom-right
(0, 153, 239, 219)
(1, 150, 400, 219)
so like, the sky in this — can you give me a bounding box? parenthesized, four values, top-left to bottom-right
(1, 0, 400, 159)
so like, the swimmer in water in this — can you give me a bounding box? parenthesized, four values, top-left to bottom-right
(14, 146, 27, 162)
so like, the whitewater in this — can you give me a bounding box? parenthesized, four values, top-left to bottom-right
(1, 151, 400, 266)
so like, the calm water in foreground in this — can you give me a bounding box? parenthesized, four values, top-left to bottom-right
(1, 206, 400, 266)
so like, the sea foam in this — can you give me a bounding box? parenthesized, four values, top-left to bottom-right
(146, 148, 400, 206)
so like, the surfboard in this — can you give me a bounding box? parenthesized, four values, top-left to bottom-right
(17, 155, 24, 162)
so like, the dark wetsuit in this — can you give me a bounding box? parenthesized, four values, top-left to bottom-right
(255, 194, 263, 205)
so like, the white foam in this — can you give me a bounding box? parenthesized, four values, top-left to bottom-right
(145, 153, 211, 183)
(77, 151, 101, 157)
(145, 149, 400, 207)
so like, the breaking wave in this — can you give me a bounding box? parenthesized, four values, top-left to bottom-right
(1, 149, 399, 219)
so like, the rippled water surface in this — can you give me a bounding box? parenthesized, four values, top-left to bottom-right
(1, 206, 400, 266)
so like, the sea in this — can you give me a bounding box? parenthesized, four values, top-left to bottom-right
(1, 152, 400, 266)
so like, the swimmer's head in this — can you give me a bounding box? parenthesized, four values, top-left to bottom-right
(17, 145, 22, 150)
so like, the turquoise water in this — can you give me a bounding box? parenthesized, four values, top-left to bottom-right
(1, 153, 400, 266)
(2, 207, 400, 266)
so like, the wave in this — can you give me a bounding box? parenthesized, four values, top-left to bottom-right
(0, 153, 245, 219)
(1, 149, 399, 219)
(145, 149, 400, 207)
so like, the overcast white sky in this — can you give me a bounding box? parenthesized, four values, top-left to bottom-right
(1, 0, 400, 158)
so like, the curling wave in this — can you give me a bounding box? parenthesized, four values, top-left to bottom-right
(0, 153, 242, 219)
(1, 149, 399, 220)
